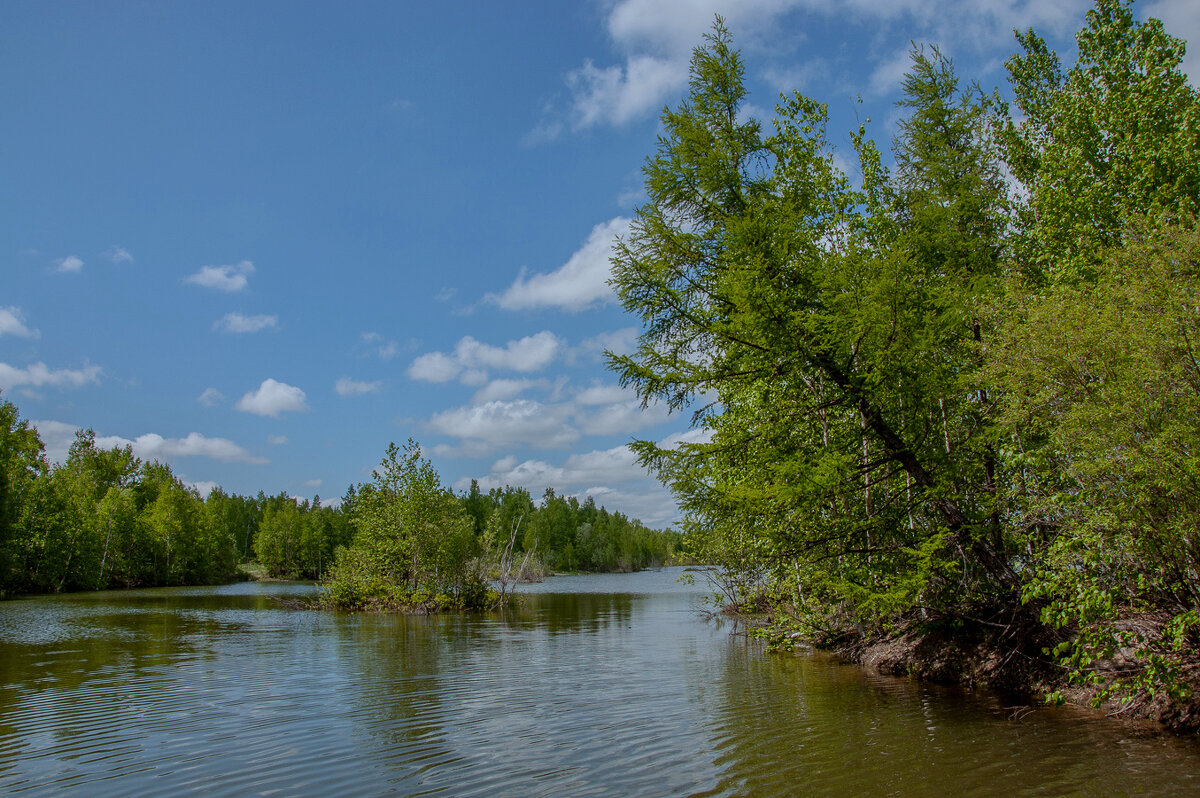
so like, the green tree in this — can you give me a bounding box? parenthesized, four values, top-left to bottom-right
(324, 440, 486, 610)
(258, 498, 304, 578)
(0, 394, 47, 593)
(1003, 0, 1200, 283)
(989, 224, 1200, 701)
(610, 21, 1015, 631)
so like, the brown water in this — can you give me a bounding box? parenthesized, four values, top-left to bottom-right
(0, 568, 1197, 796)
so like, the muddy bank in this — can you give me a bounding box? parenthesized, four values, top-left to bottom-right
(819, 611, 1200, 734)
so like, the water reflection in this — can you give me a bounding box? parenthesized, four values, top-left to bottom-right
(0, 570, 1197, 796)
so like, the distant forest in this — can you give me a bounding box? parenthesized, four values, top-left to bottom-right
(0, 396, 683, 600)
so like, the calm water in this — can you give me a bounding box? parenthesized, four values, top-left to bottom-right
(0, 568, 1198, 796)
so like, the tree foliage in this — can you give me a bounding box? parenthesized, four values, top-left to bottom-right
(612, 2, 1200, 706)
(323, 440, 487, 610)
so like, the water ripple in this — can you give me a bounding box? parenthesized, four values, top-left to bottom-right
(1, 573, 1198, 796)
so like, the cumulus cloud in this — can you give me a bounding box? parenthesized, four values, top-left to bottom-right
(471, 378, 550, 404)
(574, 382, 636, 406)
(534, 0, 800, 136)
(335, 377, 380, 396)
(424, 378, 676, 456)
(184, 260, 254, 292)
(0, 307, 38, 339)
(186, 480, 221, 498)
(213, 312, 278, 333)
(578, 327, 639, 363)
(0, 361, 101, 390)
(578, 399, 671, 436)
(566, 56, 688, 131)
(536, 0, 1093, 138)
(489, 218, 630, 312)
(428, 399, 579, 453)
(196, 387, 225, 406)
(235, 378, 310, 417)
(104, 245, 134, 264)
(29, 420, 79, 463)
(94, 432, 269, 464)
(408, 331, 563, 383)
(456, 442, 682, 526)
(459, 332, 563, 371)
(55, 255, 84, 273)
(408, 352, 463, 383)
(32, 419, 268, 466)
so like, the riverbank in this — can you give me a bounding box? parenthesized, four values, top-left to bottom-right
(814, 611, 1200, 735)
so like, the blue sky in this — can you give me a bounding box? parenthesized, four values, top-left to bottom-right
(3, 0, 1196, 526)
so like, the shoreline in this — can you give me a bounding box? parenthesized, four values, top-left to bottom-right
(813, 616, 1200, 735)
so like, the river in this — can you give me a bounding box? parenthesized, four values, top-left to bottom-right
(0, 567, 1197, 796)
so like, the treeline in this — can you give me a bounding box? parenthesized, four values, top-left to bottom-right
(463, 482, 684, 574)
(0, 423, 243, 593)
(0, 414, 356, 594)
(0, 404, 680, 598)
(612, 0, 1200, 711)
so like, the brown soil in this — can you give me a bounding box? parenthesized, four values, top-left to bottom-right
(821, 609, 1200, 734)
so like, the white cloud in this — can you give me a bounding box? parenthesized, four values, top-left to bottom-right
(408, 351, 462, 383)
(235, 378, 309, 417)
(471, 378, 549, 404)
(566, 56, 688, 131)
(455, 427, 712, 525)
(660, 427, 715, 448)
(457, 331, 563, 371)
(186, 480, 220, 497)
(0, 361, 101, 390)
(578, 327, 639, 362)
(617, 185, 647, 209)
(196, 387, 225, 406)
(460, 369, 489, 386)
(425, 377, 675, 456)
(32, 419, 267, 466)
(455, 442, 681, 526)
(56, 255, 84, 273)
(408, 331, 564, 383)
(268, 434, 289, 445)
(104, 245, 134, 264)
(184, 260, 254, 292)
(428, 399, 579, 453)
(93, 431, 269, 465)
(540, 0, 798, 136)
(489, 218, 630, 312)
(576, 398, 671, 436)
(361, 332, 400, 359)
(575, 382, 636, 406)
(868, 45, 919, 96)
(302, 478, 323, 488)
(537, 0, 1094, 139)
(0, 307, 38, 339)
(213, 312, 278, 333)
(336, 377, 380, 396)
(29, 420, 79, 464)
